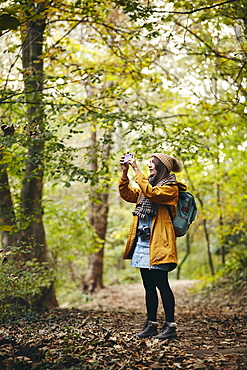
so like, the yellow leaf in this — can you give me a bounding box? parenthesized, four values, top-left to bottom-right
(0, 225, 13, 232)
(0, 148, 12, 164)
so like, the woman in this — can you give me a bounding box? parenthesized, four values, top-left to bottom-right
(119, 153, 187, 339)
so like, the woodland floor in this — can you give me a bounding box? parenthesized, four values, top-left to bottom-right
(0, 279, 246, 370)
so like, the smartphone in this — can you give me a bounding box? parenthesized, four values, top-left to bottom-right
(123, 153, 133, 163)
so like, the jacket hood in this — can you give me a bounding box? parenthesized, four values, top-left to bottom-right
(176, 181, 187, 192)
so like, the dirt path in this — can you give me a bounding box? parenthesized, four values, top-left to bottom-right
(79, 280, 198, 314)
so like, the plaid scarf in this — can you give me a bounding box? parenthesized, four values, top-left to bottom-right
(133, 173, 176, 219)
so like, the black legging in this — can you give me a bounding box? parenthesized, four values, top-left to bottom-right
(140, 268, 175, 322)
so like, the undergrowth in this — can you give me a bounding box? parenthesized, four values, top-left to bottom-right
(0, 246, 55, 322)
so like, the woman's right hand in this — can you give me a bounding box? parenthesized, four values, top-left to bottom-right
(120, 154, 140, 175)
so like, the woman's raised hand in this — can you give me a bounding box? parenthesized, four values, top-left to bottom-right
(128, 154, 140, 175)
(120, 153, 140, 175)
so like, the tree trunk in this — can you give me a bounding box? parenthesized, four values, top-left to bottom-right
(83, 127, 110, 293)
(0, 168, 17, 250)
(217, 182, 225, 264)
(203, 218, 215, 276)
(18, 1, 58, 308)
(84, 190, 109, 293)
(216, 148, 226, 265)
(184, 167, 215, 276)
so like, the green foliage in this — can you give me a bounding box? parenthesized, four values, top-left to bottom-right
(43, 184, 105, 304)
(222, 246, 247, 278)
(44, 185, 103, 256)
(0, 246, 55, 321)
(199, 245, 247, 297)
(0, 13, 19, 31)
(0, 0, 21, 33)
(104, 204, 141, 285)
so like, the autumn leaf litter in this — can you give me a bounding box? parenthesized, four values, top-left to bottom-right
(0, 280, 246, 369)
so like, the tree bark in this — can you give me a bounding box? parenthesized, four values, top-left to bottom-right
(216, 148, 226, 265)
(184, 167, 215, 276)
(84, 190, 109, 293)
(83, 126, 110, 293)
(0, 168, 17, 250)
(18, 1, 58, 308)
(203, 218, 215, 276)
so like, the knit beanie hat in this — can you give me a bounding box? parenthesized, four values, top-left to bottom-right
(153, 153, 182, 173)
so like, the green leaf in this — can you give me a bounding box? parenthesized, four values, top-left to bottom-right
(0, 13, 20, 31)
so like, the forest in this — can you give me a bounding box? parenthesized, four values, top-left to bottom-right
(0, 0, 246, 368)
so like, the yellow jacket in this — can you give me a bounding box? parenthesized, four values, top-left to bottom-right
(119, 173, 187, 267)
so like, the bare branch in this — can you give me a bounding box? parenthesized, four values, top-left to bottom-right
(153, 0, 238, 15)
(175, 21, 243, 63)
(51, 20, 83, 48)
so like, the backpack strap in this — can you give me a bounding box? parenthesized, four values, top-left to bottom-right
(165, 205, 174, 220)
(164, 182, 178, 220)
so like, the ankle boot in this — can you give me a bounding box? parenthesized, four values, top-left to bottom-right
(153, 322, 177, 340)
(135, 320, 158, 338)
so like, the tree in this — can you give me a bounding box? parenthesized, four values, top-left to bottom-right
(83, 120, 110, 292)
(0, 0, 58, 308)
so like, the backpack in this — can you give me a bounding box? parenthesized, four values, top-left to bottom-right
(166, 190, 197, 237)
